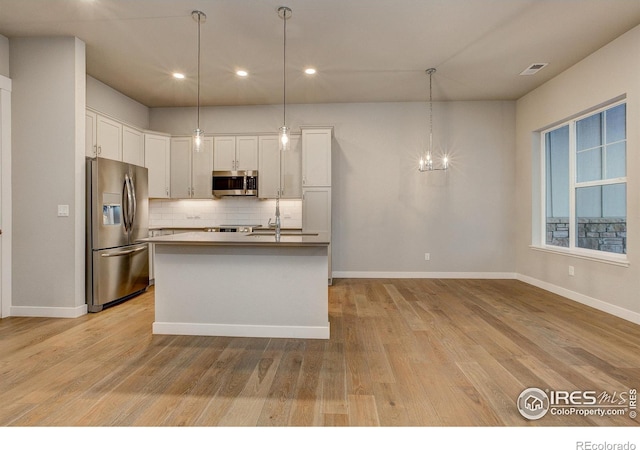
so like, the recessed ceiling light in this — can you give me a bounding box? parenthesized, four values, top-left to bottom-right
(236, 70, 248, 77)
(304, 68, 317, 75)
(172, 72, 185, 79)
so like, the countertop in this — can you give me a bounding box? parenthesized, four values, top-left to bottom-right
(141, 231, 330, 247)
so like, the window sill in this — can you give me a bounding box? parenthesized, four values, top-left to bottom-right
(529, 245, 630, 267)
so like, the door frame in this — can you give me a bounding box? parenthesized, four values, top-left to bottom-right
(0, 74, 12, 318)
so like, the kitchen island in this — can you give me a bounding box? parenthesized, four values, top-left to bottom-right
(142, 231, 330, 339)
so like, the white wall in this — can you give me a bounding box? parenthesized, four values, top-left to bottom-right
(0, 34, 9, 78)
(151, 100, 517, 276)
(515, 24, 640, 321)
(10, 37, 86, 316)
(87, 75, 149, 130)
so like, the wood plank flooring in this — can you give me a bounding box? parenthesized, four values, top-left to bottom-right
(1, 278, 639, 426)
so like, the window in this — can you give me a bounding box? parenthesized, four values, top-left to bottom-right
(542, 101, 626, 256)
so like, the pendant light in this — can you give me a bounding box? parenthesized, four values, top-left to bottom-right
(192, 10, 206, 153)
(419, 68, 448, 172)
(278, 6, 292, 152)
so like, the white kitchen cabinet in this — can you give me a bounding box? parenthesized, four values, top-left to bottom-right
(214, 135, 258, 171)
(258, 136, 280, 198)
(170, 136, 213, 199)
(192, 137, 214, 198)
(85, 110, 97, 157)
(302, 187, 331, 233)
(302, 127, 332, 187)
(303, 187, 332, 284)
(301, 127, 333, 283)
(144, 132, 171, 198)
(122, 126, 144, 166)
(96, 114, 122, 161)
(258, 135, 301, 199)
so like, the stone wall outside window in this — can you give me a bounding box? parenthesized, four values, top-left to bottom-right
(546, 218, 626, 254)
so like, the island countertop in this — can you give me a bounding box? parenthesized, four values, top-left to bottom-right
(141, 231, 330, 247)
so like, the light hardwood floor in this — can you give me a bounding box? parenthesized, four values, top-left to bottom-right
(0, 278, 639, 426)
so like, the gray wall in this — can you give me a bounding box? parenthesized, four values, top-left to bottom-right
(515, 24, 640, 320)
(10, 37, 86, 312)
(0, 34, 8, 78)
(150, 100, 517, 275)
(87, 76, 149, 129)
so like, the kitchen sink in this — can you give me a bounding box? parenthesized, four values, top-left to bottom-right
(247, 230, 318, 236)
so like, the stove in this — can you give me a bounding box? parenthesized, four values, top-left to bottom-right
(217, 224, 262, 233)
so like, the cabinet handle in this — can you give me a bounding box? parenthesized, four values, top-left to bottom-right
(97, 145, 102, 155)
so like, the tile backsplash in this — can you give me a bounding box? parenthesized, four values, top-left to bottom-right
(149, 198, 302, 229)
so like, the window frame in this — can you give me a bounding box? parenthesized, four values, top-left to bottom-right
(538, 99, 628, 265)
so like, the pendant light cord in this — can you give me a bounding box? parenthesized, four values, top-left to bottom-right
(427, 68, 435, 155)
(282, 9, 287, 127)
(197, 13, 201, 130)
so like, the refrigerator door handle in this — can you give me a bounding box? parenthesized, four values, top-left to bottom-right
(122, 176, 129, 232)
(123, 173, 134, 232)
(128, 173, 137, 230)
(100, 245, 147, 257)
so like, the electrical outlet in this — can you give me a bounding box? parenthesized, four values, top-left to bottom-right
(57, 205, 69, 217)
(568, 266, 575, 276)
(424, 253, 431, 261)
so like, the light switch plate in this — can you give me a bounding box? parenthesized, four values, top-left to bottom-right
(57, 204, 70, 217)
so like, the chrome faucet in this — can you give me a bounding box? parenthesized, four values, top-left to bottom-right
(268, 197, 282, 238)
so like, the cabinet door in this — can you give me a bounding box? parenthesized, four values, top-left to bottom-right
(144, 133, 170, 198)
(302, 187, 331, 233)
(258, 136, 280, 199)
(302, 128, 332, 187)
(170, 137, 192, 198)
(282, 135, 302, 199)
(213, 136, 236, 171)
(236, 136, 258, 171)
(192, 137, 214, 199)
(96, 115, 122, 161)
(122, 126, 144, 166)
(85, 111, 97, 157)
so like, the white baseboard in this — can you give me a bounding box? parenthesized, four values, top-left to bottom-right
(10, 304, 88, 318)
(516, 274, 640, 326)
(332, 271, 517, 279)
(153, 321, 331, 340)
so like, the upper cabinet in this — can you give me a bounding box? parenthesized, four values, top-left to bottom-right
(302, 127, 332, 187)
(258, 134, 301, 199)
(95, 114, 123, 161)
(214, 135, 258, 171)
(144, 132, 171, 198)
(122, 126, 144, 166)
(86, 109, 145, 166)
(170, 136, 214, 199)
(86, 110, 97, 157)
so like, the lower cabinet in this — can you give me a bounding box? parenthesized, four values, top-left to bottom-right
(302, 187, 332, 284)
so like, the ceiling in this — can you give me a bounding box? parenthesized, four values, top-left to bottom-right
(1, 0, 639, 108)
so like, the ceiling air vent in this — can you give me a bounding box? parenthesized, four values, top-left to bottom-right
(520, 63, 548, 76)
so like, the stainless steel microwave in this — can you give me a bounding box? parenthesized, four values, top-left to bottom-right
(212, 170, 258, 197)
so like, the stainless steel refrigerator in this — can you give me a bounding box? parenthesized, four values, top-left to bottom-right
(86, 157, 149, 312)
